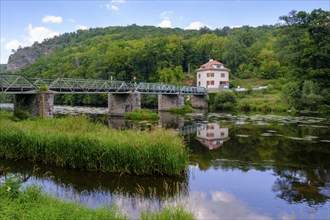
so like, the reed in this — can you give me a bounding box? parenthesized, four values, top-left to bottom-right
(0, 115, 189, 175)
(141, 206, 195, 220)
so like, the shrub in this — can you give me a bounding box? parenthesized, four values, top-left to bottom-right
(281, 81, 301, 108)
(214, 91, 236, 110)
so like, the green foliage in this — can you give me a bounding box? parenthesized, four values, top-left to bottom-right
(0, 175, 22, 199)
(0, 177, 126, 220)
(124, 109, 160, 120)
(170, 97, 195, 114)
(214, 91, 237, 110)
(301, 80, 323, 107)
(0, 115, 188, 175)
(169, 105, 195, 115)
(281, 81, 301, 108)
(37, 85, 49, 92)
(14, 107, 30, 121)
(141, 206, 195, 220)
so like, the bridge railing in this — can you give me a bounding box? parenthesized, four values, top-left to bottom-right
(0, 74, 37, 93)
(0, 74, 207, 95)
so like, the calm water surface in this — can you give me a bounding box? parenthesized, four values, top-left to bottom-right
(1, 105, 329, 219)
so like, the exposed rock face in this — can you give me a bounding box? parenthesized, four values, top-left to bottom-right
(7, 42, 53, 71)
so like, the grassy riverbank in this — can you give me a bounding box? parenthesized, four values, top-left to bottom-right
(0, 176, 194, 220)
(0, 114, 188, 175)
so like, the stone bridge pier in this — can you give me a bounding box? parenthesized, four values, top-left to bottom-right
(189, 95, 208, 109)
(158, 94, 184, 111)
(108, 92, 141, 116)
(13, 92, 54, 118)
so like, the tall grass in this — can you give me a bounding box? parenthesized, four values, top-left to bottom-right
(0, 176, 126, 220)
(141, 206, 195, 220)
(0, 115, 189, 175)
(1, 176, 195, 220)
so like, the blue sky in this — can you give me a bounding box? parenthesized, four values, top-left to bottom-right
(1, 0, 329, 64)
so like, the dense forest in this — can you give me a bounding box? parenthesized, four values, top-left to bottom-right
(2, 9, 330, 112)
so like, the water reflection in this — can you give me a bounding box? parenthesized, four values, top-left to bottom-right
(1, 107, 330, 219)
(0, 158, 188, 200)
(196, 123, 230, 150)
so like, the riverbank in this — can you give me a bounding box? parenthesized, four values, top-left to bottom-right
(0, 176, 194, 220)
(0, 113, 189, 176)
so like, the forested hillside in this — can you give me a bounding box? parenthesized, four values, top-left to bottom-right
(3, 9, 330, 112)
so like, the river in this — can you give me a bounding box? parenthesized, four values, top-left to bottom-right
(1, 105, 329, 219)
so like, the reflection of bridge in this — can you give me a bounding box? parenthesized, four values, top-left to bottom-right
(0, 74, 208, 117)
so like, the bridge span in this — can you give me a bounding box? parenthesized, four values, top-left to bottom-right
(0, 74, 208, 118)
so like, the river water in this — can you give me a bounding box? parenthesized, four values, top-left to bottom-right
(1, 105, 330, 219)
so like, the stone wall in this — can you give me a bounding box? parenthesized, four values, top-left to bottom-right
(108, 92, 141, 116)
(14, 92, 54, 118)
(190, 95, 208, 109)
(158, 94, 184, 111)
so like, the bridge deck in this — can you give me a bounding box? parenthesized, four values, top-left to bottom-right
(0, 74, 207, 95)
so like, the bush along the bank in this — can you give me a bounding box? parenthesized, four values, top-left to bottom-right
(0, 115, 189, 176)
(124, 109, 160, 120)
(213, 91, 237, 111)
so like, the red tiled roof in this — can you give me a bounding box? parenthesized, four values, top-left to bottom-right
(196, 59, 230, 72)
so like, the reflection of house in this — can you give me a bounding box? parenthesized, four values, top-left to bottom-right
(196, 59, 230, 90)
(196, 123, 230, 150)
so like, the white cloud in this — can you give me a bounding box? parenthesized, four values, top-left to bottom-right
(42, 15, 63, 24)
(76, 25, 88, 30)
(157, 19, 171, 28)
(185, 21, 209, 30)
(160, 11, 173, 20)
(105, 0, 125, 12)
(5, 39, 22, 51)
(110, 5, 119, 12)
(25, 24, 59, 43)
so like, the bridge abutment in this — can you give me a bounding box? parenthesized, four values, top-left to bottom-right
(14, 92, 54, 118)
(190, 95, 208, 109)
(108, 92, 141, 116)
(158, 94, 184, 111)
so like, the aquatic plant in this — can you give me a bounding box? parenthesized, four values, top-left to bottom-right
(0, 115, 189, 175)
(124, 109, 160, 120)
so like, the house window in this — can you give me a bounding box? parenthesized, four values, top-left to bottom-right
(207, 81, 214, 85)
(198, 82, 201, 86)
(198, 74, 201, 78)
(207, 125, 214, 129)
(207, 72, 214, 77)
(206, 133, 214, 137)
(221, 73, 225, 78)
(220, 132, 225, 136)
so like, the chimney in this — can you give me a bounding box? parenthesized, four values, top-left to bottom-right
(209, 59, 213, 62)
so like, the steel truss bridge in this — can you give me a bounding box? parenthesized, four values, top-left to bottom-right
(0, 74, 207, 95)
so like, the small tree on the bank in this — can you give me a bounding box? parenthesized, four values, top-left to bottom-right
(214, 91, 237, 110)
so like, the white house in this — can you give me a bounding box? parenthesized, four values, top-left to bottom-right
(196, 59, 230, 90)
(196, 123, 230, 150)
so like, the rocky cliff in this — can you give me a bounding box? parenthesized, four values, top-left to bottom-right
(7, 42, 54, 71)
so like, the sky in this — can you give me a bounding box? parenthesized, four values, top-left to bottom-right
(0, 0, 329, 64)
